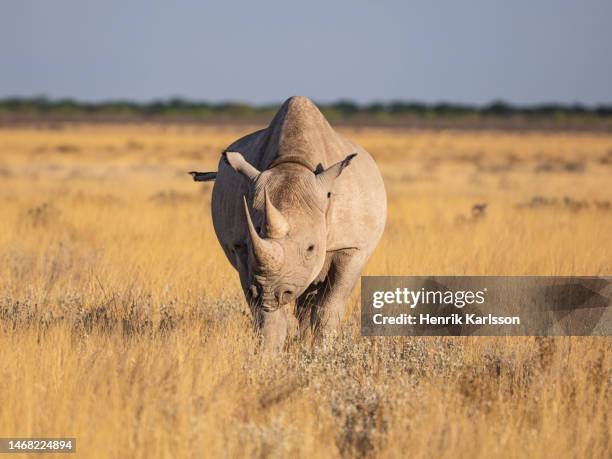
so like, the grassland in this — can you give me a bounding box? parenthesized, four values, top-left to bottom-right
(0, 123, 611, 458)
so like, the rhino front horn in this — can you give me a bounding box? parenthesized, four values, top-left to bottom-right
(243, 196, 283, 267)
(264, 190, 289, 239)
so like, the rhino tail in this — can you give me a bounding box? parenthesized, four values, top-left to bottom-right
(188, 171, 217, 182)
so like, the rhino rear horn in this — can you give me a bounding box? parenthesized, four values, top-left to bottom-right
(264, 190, 289, 239)
(224, 151, 260, 181)
(316, 153, 357, 192)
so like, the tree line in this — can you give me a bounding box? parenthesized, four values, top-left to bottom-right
(1, 97, 611, 121)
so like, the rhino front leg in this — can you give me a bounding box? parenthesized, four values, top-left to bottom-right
(254, 306, 299, 352)
(311, 249, 366, 333)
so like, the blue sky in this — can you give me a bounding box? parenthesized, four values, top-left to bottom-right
(1, 1, 611, 105)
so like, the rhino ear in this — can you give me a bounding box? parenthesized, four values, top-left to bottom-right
(316, 153, 357, 193)
(223, 151, 261, 181)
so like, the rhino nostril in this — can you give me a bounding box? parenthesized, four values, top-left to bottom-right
(278, 289, 294, 304)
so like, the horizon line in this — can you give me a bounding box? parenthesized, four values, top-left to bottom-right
(1, 95, 612, 110)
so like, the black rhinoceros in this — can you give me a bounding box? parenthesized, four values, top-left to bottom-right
(191, 96, 386, 349)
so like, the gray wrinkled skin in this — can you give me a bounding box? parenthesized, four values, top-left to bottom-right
(208, 96, 386, 350)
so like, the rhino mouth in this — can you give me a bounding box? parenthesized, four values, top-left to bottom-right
(259, 293, 290, 312)
(246, 284, 297, 312)
(246, 288, 277, 313)
(250, 297, 283, 313)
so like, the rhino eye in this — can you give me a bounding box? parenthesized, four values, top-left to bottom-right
(307, 244, 315, 252)
(327, 192, 331, 198)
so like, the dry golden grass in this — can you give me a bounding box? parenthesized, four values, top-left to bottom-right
(0, 123, 611, 458)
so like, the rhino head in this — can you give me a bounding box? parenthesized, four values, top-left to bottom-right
(224, 151, 356, 314)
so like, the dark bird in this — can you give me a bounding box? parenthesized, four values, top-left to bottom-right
(471, 203, 487, 218)
(188, 171, 217, 182)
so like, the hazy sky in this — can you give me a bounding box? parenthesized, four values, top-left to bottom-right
(1, 0, 611, 105)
